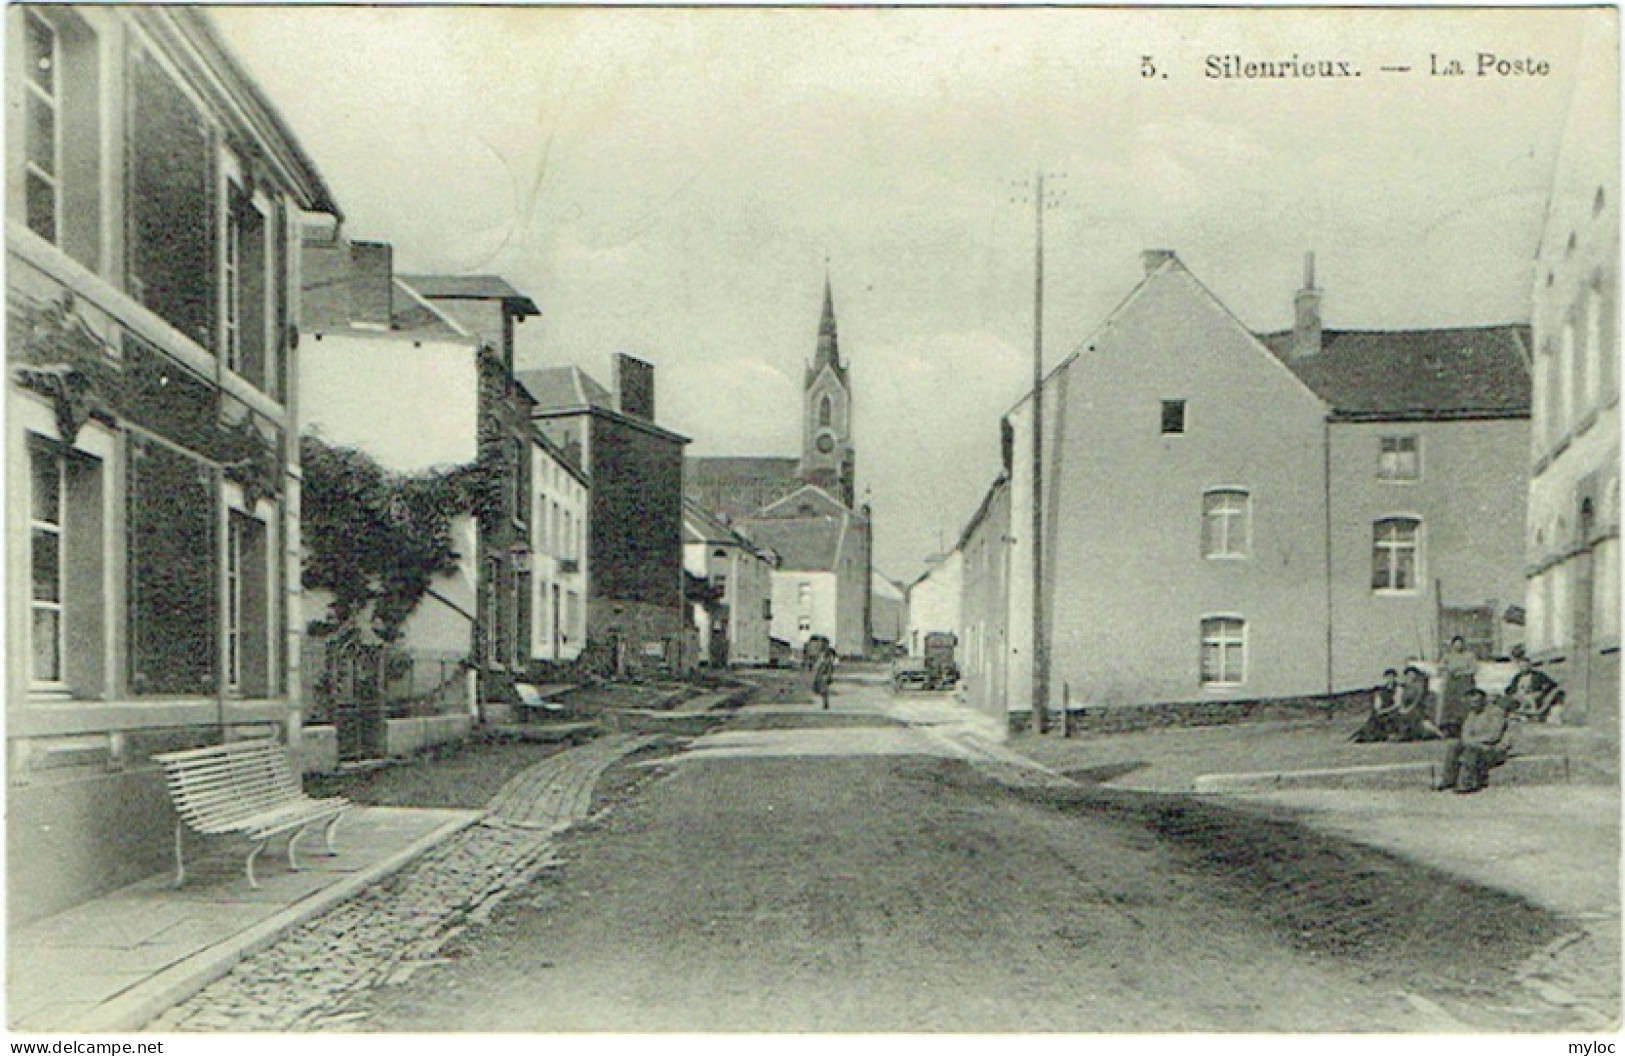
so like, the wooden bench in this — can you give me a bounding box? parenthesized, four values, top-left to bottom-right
(152, 739, 350, 889)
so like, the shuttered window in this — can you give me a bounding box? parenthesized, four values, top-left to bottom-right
(128, 436, 216, 695)
(127, 46, 214, 350)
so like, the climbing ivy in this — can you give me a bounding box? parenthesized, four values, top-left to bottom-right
(300, 435, 503, 642)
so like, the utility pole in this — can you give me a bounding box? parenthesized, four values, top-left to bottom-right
(1013, 172, 1064, 736)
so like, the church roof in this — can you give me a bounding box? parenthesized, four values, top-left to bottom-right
(756, 483, 856, 521)
(686, 456, 801, 483)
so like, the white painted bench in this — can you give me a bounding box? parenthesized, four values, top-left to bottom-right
(153, 738, 350, 889)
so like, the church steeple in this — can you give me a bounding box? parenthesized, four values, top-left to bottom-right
(802, 272, 855, 508)
(815, 275, 840, 371)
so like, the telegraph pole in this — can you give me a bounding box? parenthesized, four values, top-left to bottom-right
(1014, 172, 1063, 735)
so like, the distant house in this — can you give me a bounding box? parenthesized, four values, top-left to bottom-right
(983, 250, 1530, 724)
(905, 551, 962, 659)
(869, 570, 908, 655)
(958, 476, 1012, 725)
(1525, 19, 1619, 742)
(684, 499, 778, 667)
(740, 484, 872, 659)
(395, 274, 542, 700)
(528, 429, 590, 668)
(6, 7, 337, 924)
(300, 237, 545, 746)
(519, 356, 690, 674)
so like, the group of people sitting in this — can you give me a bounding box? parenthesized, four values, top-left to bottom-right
(1349, 637, 1565, 794)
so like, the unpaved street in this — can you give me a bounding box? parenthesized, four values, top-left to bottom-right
(349, 672, 1566, 1032)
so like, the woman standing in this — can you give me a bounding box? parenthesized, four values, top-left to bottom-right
(1437, 635, 1478, 738)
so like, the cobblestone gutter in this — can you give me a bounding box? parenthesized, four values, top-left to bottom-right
(150, 734, 662, 1032)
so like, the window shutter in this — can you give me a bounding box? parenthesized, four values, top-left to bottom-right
(128, 435, 217, 695)
(126, 47, 214, 349)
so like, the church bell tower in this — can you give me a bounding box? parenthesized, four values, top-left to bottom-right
(801, 276, 855, 507)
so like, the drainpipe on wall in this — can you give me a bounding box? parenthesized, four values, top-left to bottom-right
(1323, 417, 1334, 695)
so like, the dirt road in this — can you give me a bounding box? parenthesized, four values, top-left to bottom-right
(348, 672, 1567, 1032)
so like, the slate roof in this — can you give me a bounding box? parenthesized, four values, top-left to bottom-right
(686, 456, 802, 483)
(1258, 326, 1532, 419)
(683, 499, 775, 562)
(397, 274, 540, 317)
(516, 367, 616, 414)
(735, 515, 845, 572)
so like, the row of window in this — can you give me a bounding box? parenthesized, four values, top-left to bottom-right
(20, 10, 289, 400)
(1164, 401, 1425, 480)
(1539, 279, 1616, 454)
(534, 493, 582, 562)
(28, 434, 274, 697)
(1198, 489, 1422, 591)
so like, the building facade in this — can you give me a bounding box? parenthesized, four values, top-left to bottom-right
(744, 485, 872, 658)
(529, 428, 590, 667)
(684, 499, 778, 667)
(905, 550, 962, 659)
(6, 6, 337, 923)
(1525, 15, 1620, 744)
(870, 570, 907, 655)
(982, 251, 1530, 723)
(396, 275, 541, 703)
(957, 476, 1011, 724)
(520, 356, 690, 674)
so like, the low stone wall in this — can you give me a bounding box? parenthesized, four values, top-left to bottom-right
(1006, 688, 1373, 737)
(384, 714, 473, 758)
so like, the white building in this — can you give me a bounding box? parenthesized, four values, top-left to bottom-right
(683, 499, 778, 667)
(1525, 12, 1620, 743)
(906, 550, 963, 657)
(529, 430, 589, 664)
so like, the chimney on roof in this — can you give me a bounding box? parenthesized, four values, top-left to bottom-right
(349, 242, 394, 328)
(1141, 249, 1176, 275)
(614, 353, 655, 421)
(1293, 251, 1323, 359)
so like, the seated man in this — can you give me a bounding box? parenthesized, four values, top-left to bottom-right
(1391, 664, 1437, 742)
(1350, 669, 1403, 743)
(1434, 689, 1516, 794)
(1506, 649, 1564, 722)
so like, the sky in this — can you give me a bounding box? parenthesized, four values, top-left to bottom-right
(211, 5, 1616, 582)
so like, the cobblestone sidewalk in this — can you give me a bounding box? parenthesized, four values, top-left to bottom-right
(149, 734, 659, 1032)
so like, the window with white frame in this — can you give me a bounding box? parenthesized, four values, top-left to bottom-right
(17, 9, 98, 265)
(798, 581, 812, 609)
(23, 11, 59, 244)
(222, 184, 270, 389)
(1372, 517, 1422, 592)
(1377, 435, 1420, 480)
(30, 443, 66, 689)
(1200, 617, 1246, 687)
(1202, 489, 1250, 558)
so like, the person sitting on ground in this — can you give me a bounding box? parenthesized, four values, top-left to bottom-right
(1436, 635, 1478, 739)
(1391, 664, 1437, 741)
(1434, 689, 1516, 794)
(1505, 647, 1564, 723)
(1350, 668, 1404, 743)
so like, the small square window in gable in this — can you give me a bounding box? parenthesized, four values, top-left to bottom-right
(1161, 399, 1186, 435)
